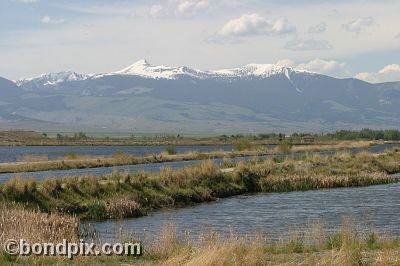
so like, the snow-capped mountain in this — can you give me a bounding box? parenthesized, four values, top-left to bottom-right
(212, 63, 312, 78)
(107, 60, 313, 80)
(3, 60, 400, 133)
(108, 59, 209, 80)
(16, 71, 93, 90)
(17, 60, 315, 87)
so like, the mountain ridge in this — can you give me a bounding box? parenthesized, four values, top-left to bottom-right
(16, 60, 317, 85)
(1, 62, 399, 133)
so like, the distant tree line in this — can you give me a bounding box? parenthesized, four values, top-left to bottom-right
(216, 128, 400, 142)
(56, 132, 88, 141)
(323, 129, 400, 141)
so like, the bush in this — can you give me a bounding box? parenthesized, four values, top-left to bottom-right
(165, 145, 177, 155)
(278, 140, 293, 153)
(234, 139, 252, 151)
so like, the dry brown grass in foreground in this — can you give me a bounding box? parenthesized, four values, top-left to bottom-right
(0, 203, 79, 245)
(152, 223, 400, 266)
(1, 205, 400, 265)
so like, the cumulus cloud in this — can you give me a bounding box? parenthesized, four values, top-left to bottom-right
(41, 16, 65, 24)
(342, 16, 374, 34)
(308, 22, 327, 34)
(176, 0, 208, 17)
(149, 0, 209, 18)
(356, 64, 400, 83)
(297, 59, 349, 77)
(285, 39, 332, 51)
(275, 59, 295, 68)
(210, 14, 296, 43)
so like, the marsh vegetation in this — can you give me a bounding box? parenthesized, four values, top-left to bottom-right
(0, 148, 398, 220)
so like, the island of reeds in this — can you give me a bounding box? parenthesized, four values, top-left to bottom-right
(1, 148, 399, 220)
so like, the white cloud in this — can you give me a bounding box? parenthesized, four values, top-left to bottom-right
(395, 33, 400, 39)
(176, 0, 208, 17)
(149, 5, 165, 18)
(342, 16, 374, 34)
(275, 59, 295, 68)
(285, 39, 332, 51)
(213, 14, 296, 43)
(308, 22, 327, 34)
(356, 64, 400, 83)
(149, 0, 209, 18)
(41, 16, 65, 25)
(272, 18, 297, 35)
(297, 59, 349, 77)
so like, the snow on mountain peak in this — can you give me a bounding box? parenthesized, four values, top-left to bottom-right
(17, 61, 316, 86)
(110, 60, 313, 80)
(112, 60, 207, 79)
(212, 63, 291, 77)
(17, 71, 92, 87)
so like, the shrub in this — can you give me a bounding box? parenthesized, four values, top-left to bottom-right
(234, 139, 252, 151)
(278, 140, 293, 153)
(165, 145, 177, 155)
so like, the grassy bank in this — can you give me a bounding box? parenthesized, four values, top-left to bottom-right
(1, 206, 400, 265)
(0, 148, 399, 220)
(0, 149, 261, 174)
(0, 140, 377, 174)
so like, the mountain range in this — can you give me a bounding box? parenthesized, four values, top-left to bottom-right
(1, 60, 400, 133)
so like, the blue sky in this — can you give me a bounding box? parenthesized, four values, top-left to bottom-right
(1, 0, 399, 82)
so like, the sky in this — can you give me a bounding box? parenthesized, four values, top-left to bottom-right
(0, 0, 399, 83)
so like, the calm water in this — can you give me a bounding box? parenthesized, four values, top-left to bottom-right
(0, 144, 235, 163)
(0, 143, 398, 183)
(90, 183, 400, 242)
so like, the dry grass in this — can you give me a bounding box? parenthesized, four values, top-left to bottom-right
(153, 222, 400, 266)
(1, 204, 400, 265)
(1, 149, 399, 220)
(155, 224, 400, 266)
(0, 140, 377, 174)
(104, 197, 143, 219)
(289, 140, 376, 153)
(0, 203, 79, 245)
